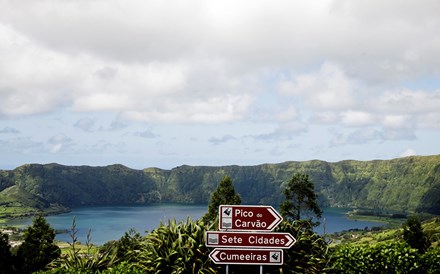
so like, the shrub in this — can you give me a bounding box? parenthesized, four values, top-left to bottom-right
(127, 218, 217, 274)
(421, 246, 440, 274)
(328, 241, 421, 274)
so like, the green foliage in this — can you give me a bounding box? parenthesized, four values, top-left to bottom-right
(1, 163, 159, 212)
(49, 217, 118, 273)
(273, 220, 329, 273)
(40, 261, 144, 274)
(403, 215, 430, 253)
(280, 173, 322, 221)
(202, 176, 241, 224)
(328, 241, 422, 274)
(420, 246, 440, 274)
(16, 215, 61, 274)
(100, 261, 145, 274)
(418, 164, 440, 214)
(126, 218, 216, 274)
(112, 228, 143, 261)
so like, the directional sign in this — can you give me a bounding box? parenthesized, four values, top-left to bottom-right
(209, 248, 283, 265)
(219, 205, 283, 231)
(206, 231, 296, 249)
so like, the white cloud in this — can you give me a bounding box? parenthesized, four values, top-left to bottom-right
(50, 143, 63, 153)
(341, 111, 375, 127)
(0, 25, 74, 117)
(381, 115, 411, 129)
(275, 106, 299, 122)
(309, 112, 339, 124)
(400, 148, 417, 158)
(1, 0, 440, 167)
(278, 63, 357, 110)
(0, 24, 254, 123)
(48, 134, 74, 153)
(375, 89, 440, 114)
(1, 1, 440, 125)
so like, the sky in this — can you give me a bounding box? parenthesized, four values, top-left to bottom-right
(1, 0, 440, 170)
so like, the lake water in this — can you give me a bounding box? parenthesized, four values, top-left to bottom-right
(4, 205, 384, 245)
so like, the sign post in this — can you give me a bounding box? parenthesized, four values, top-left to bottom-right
(219, 205, 282, 231)
(206, 205, 296, 273)
(206, 231, 296, 249)
(209, 248, 283, 265)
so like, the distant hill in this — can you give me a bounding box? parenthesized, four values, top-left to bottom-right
(1, 155, 440, 218)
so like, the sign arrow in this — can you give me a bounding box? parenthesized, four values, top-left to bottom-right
(206, 231, 296, 249)
(219, 205, 283, 231)
(209, 248, 283, 265)
(210, 249, 220, 262)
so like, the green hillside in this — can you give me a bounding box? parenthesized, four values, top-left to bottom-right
(1, 155, 440, 218)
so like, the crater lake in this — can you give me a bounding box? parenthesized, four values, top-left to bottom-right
(4, 204, 385, 245)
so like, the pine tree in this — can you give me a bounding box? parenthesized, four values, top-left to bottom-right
(202, 176, 241, 224)
(16, 215, 61, 274)
(280, 173, 322, 221)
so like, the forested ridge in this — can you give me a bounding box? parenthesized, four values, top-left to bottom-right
(1, 154, 440, 217)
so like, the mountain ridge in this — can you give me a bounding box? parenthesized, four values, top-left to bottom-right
(1, 155, 440, 218)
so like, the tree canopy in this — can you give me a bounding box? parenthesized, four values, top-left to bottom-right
(202, 176, 241, 224)
(280, 173, 322, 221)
(403, 215, 430, 254)
(16, 215, 61, 274)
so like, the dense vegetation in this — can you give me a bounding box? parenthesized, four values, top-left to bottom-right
(1, 173, 440, 273)
(2, 214, 440, 273)
(1, 155, 440, 219)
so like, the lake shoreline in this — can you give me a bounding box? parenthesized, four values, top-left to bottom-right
(3, 205, 388, 245)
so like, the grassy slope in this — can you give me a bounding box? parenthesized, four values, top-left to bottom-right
(0, 185, 69, 218)
(329, 216, 440, 247)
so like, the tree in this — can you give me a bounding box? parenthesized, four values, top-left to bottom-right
(280, 173, 322, 221)
(16, 215, 61, 274)
(202, 176, 241, 224)
(0, 232, 13, 274)
(403, 215, 430, 254)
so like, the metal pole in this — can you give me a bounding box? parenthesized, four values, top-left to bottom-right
(226, 264, 229, 274)
(260, 265, 263, 274)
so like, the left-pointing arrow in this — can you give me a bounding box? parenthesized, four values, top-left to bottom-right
(209, 248, 284, 265)
(209, 250, 220, 262)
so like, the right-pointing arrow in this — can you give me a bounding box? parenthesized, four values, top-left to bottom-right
(266, 207, 283, 230)
(205, 231, 296, 249)
(219, 205, 284, 231)
(284, 234, 296, 248)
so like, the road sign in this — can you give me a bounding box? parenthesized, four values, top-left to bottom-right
(219, 205, 283, 231)
(206, 231, 296, 249)
(209, 248, 283, 265)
